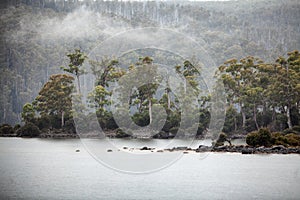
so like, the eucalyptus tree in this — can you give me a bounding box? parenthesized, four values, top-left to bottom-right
(62, 49, 87, 94)
(89, 57, 125, 87)
(239, 57, 264, 130)
(129, 57, 160, 124)
(33, 74, 75, 127)
(88, 85, 111, 113)
(217, 57, 262, 130)
(270, 50, 300, 129)
(88, 57, 125, 117)
(175, 60, 201, 95)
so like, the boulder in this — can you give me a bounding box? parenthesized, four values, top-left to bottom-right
(241, 148, 253, 154)
(271, 145, 286, 151)
(140, 146, 152, 150)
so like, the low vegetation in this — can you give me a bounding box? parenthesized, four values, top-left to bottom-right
(246, 128, 300, 147)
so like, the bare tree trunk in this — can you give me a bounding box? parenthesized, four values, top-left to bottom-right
(271, 107, 276, 130)
(262, 102, 267, 126)
(149, 98, 152, 124)
(76, 75, 81, 94)
(286, 105, 292, 129)
(61, 111, 64, 127)
(241, 107, 246, 129)
(167, 91, 171, 110)
(3, 107, 6, 122)
(234, 115, 237, 131)
(253, 106, 259, 130)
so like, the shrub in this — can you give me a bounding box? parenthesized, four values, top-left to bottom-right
(271, 132, 289, 146)
(246, 132, 258, 146)
(283, 128, 298, 135)
(115, 128, 130, 138)
(14, 124, 21, 131)
(285, 133, 300, 146)
(0, 124, 14, 135)
(169, 127, 179, 134)
(246, 128, 272, 147)
(132, 112, 150, 127)
(17, 122, 41, 137)
(292, 125, 300, 133)
(35, 115, 51, 130)
(215, 133, 231, 147)
(64, 119, 76, 133)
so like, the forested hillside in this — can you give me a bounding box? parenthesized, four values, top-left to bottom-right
(1, 0, 300, 125)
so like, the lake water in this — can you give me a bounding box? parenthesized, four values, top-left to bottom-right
(0, 138, 300, 199)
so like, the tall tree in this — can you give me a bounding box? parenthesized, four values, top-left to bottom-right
(217, 57, 262, 131)
(62, 49, 87, 94)
(130, 57, 159, 124)
(33, 74, 74, 127)
(270, 50, 300, 129)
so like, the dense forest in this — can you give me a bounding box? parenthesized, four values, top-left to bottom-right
(0, 0, 300, 140)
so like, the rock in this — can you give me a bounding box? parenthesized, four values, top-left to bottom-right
(173, 146, 188, 151)
(107, 149, 113, 152)
(157, 150, 164, 153)
(183, 151, 189, 154)
(241, 148, 253, 154)
(75, 149, 80, 152)
(123, 147, 128, 149)
(140, 146, 151, 150)
(195, 145, 211, 152)
(213, 145, 227, 151)
(271, 145, 286, 151)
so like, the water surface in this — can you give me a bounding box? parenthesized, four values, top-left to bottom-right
(0, 138, 299, 199)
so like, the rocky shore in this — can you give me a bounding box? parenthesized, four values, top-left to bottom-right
(137, 145, 300, 154)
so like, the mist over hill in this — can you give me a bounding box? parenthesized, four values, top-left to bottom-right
(0, 0, 299, 125)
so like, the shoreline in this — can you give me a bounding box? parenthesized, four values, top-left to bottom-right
(1, 136, 299, 155)
(0, 130, 246, 140)
(134, 145, 300, 155)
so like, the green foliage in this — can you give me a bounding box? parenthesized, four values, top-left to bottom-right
(115, 128, 130, 138)
(88, 85, 111, 110)
(292, 126, 300, 133)
(222, 105, 239, 134)
(65, 49, 87, 75)
(21, 103, 35, 123)
(17, 122, 41, 137)
(96, 110, 118, 130)
(284, 134, 300, 146)
(283, 128, 299, 135)
(132, 111, 150, 127)
(35, 115, 51, 130)
(246, 128, 272, 147)
(0, 124, 14, 135)
(215, 133, 231, 147)
(62, 49, 87, 94)
(271, 132, 289, 146)
(14, 124, 21, 131)
(247, 128, 300, 147)
(218, 50, 300, 132)
(64, 119, 76, 133)
(271, 132, 300, 147)
(34, 74, 74, 127)
(1, 0, 300, 127)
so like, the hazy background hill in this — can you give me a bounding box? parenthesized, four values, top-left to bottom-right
(0, 0, 299, 125)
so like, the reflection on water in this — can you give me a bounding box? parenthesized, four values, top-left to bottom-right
(0, 138, 299, 199)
